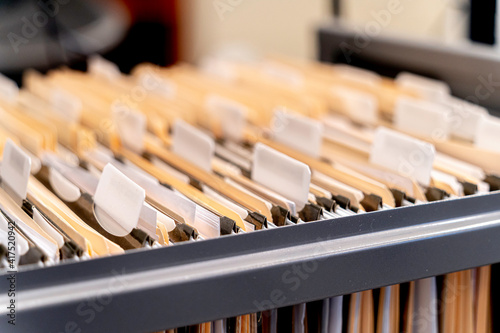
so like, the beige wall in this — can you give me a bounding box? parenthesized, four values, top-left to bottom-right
(178, 0, 468, 63)
(178, 0, 331, 63)
(342, 0, 468, 42)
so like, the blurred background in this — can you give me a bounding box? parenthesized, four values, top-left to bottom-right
(0, 0, 495, 68)
(0, 0, 499, 109)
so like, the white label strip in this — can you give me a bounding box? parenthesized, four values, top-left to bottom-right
(395, 72, 451, 102)
(475, 115, 500, 153)
(394, 97, 452, 140)
(206, 95, 247, 142)
(252, 143, 311, 211)
(370, 127, 436, 186)
(112, 107, 146, 154)
(172, 120, 215, 172)
(272, 109, 323, 158)
(94, 164, 145, 237)
(1, 139, 31, 202)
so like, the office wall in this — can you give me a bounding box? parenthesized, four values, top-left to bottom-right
(177, 0, 468, 63)
(178, 0, 331, 63)
(341, 0, 468, 42)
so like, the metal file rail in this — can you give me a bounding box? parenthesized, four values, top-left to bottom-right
(1, 192, 500, 332)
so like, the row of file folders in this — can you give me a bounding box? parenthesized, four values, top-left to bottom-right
(0, 54, 499, 332)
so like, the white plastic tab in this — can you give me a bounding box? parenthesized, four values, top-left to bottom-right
(442, 97, 488, 141)
(394, 97, 452, 140)
(252, 143, 311, 211)
(50, 88, 82, 123)
(172, 120, 215, 172)
(157, 212, 176, 232)
(0, 73, 19, 103)
(272, 109, 323, 158)
(88, 55, 121, 80)
(478, 181, 490, 193)
(94, 164, 145, 237)
(206, 95, 247, 142)
(43, 152, 99, 195)
(112, 107, 146, 154)
(395, 72, 451, 102)
(49, 168, 81, 203)
(332, 87, 378, 125)
(370, 127, 436, 186)
(1, 139, 31, 203)
(110, 159, 196, 226)
(474, 115, 500, 153)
